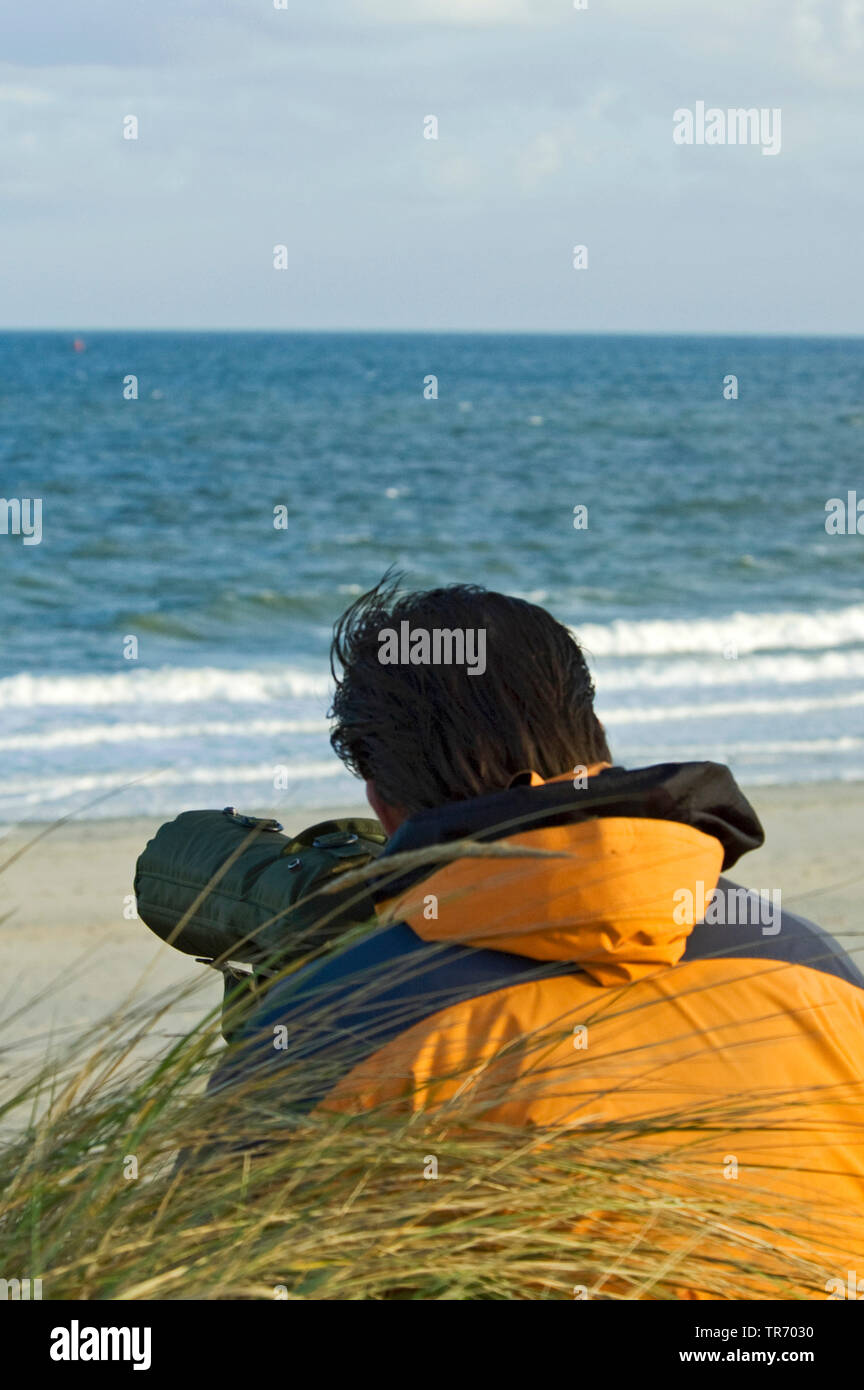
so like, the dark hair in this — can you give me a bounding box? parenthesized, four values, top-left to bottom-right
(329, 573, 610, 814)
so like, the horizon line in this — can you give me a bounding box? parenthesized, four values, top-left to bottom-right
(2, 327, 864, 339)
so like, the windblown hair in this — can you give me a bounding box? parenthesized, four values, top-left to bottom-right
(329, 573, 610, 813)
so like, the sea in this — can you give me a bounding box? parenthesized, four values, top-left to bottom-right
(1, 331, 863, 823)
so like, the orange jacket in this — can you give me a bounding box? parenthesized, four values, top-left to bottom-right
(217, 762, 864, 1296)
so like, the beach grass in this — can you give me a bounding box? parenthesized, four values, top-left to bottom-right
(0, 823, 858, 1301)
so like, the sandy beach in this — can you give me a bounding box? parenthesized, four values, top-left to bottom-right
(1, 785, 862, 1057)
(0, 804, 370, 1063)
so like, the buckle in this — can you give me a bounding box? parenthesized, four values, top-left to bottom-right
(222, 807, 284, 832)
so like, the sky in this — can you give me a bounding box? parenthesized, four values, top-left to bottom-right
(0, 0, 862, 333)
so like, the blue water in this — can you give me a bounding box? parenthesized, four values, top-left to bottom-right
(1, 331, 863, 820)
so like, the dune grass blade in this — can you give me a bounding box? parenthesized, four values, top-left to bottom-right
(1, 812, 860, 1300)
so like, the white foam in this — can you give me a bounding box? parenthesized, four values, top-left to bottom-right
(0, 666, 330, 711)
(573, 602, 864, 658)
(3, 601, 863, 717)
(0, 717, 329, 752)
(1, 760, 346, 803)
(2, 601, 864, 818)
(602, 689, 864, 725)
(624, 737, 864, 756)
(5, 689, 862, 754)
(598, 648, 864, 691)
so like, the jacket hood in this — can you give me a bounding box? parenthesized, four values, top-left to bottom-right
(376, 762, 764, 986)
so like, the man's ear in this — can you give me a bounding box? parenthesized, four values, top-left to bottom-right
(365, 780, 405, 837)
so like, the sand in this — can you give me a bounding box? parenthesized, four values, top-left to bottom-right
(1, 786, 862, 1059)
(0, 804, 369, 1065)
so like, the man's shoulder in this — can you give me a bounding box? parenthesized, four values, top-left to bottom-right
(682, 876, 864, 990)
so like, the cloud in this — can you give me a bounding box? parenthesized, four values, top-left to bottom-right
(790, 0, 864, 84)
(0, 84, 55, 104)
(0, 0, 862, 330)
(355, 0, 541, 23)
